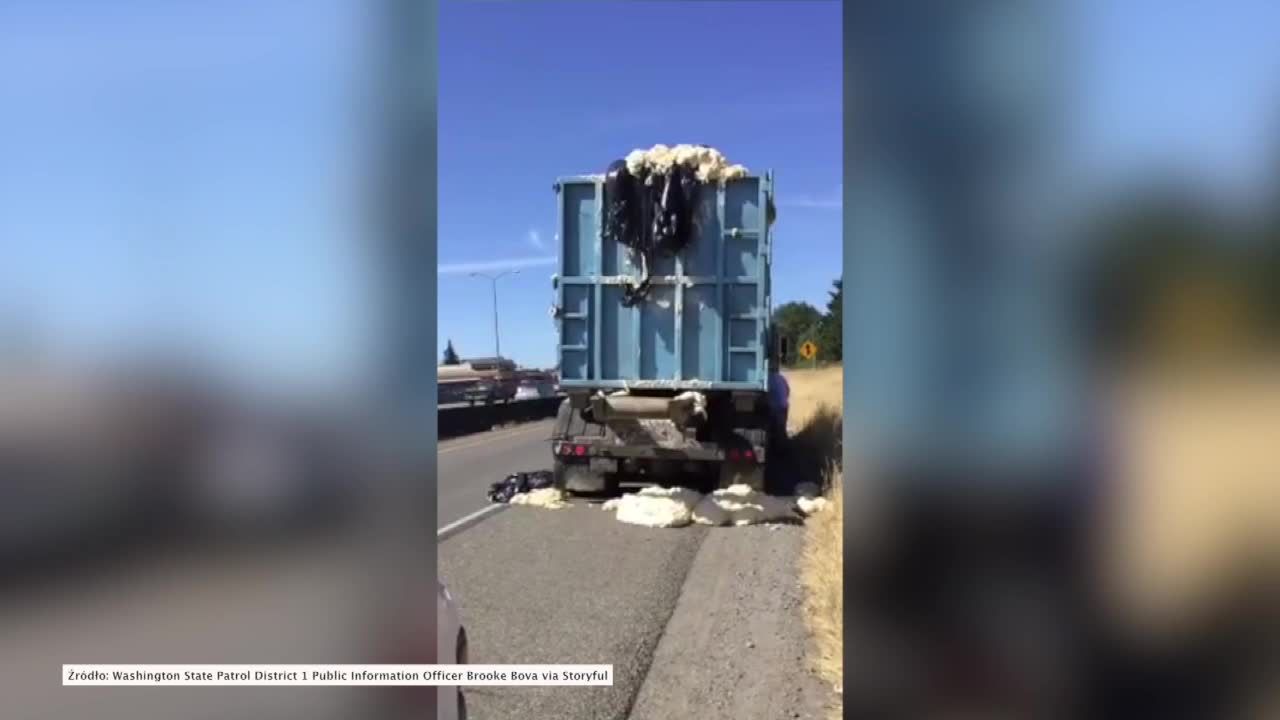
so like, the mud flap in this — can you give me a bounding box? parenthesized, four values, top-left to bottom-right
(554, 459, 612, 494)
(719, 462, 765, 491)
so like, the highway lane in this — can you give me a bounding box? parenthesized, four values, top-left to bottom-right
(439, 496, 707, 719)
(436, 421, 832, 719)
(437, 419, 710, 718)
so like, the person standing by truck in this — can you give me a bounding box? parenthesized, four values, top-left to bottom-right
(767, 362, 790, 435)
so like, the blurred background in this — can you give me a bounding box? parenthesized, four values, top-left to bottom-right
(1, 1, 437, 718)
(843, 1, 1280, 717)
(2, 0, 1280, 718)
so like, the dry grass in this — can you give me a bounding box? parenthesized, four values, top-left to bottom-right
(784, 365, 844, 433)
(801, 468, 843, 713)
(785, 366, 844, 717)
(784, 365, 844, 494)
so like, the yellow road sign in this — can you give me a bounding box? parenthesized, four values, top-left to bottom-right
(799, 341, 817, 361)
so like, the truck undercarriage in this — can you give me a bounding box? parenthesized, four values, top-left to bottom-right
(549, 392, 779, 495)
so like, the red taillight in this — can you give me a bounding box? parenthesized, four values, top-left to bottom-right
(743, 449, 754, 461)
(728, 448, 741, 461)
(559, 443, 572, 456)
(574, 445, 587, 457)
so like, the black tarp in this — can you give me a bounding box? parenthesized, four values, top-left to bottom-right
(604, 158, 703, 306)
(486, 470, 556, 504)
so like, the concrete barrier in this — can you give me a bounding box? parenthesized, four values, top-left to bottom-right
(438, 396, 562, 439)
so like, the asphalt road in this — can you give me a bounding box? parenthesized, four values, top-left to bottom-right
(437, 421, 833, 719)
(437, 418, 557, 532)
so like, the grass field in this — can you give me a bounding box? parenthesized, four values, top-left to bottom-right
(784, 365, 844, 717)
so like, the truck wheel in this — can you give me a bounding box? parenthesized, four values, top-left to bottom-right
(757, 425, 788, 491)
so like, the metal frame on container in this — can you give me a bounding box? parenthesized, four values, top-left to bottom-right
(554, 173, 773, 393)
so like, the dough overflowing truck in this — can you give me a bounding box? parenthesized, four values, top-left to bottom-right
(549, 147, 786, 494)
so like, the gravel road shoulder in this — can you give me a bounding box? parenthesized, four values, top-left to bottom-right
(628, 523, 835, 720)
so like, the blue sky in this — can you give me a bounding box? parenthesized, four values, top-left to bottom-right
(2, 0, 1279, 387)
(1072, 0, 1280, 208)
(438, 1, 844, 369)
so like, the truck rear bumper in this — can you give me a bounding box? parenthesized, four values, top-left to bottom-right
(552, 438, 765, 464)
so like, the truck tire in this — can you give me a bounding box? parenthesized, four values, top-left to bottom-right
(719, 426, 768, 491)
(764, 432, 789, 495)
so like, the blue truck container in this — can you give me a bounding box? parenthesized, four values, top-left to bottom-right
(549, 171, 783, 493)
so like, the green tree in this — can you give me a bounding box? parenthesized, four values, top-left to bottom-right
(442, 339, 461, 365)
(815, 278, 842, 363)
(772, 301, 822, 366)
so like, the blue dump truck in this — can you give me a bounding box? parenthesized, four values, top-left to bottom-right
(549, 160, 784, 494)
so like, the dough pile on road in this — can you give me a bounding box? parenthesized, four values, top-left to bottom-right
(689, 485, 798, 527)
(796, 496, 829, 515)
(499, 474, 834, 528)
(603, 486, 703, 528)
(509, 487, 570, 509)
(601, 483, 830, 529)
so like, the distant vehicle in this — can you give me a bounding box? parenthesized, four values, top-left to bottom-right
(549, 166, 785, 495)
(513, 384, 542, 401)
(514, 378, 557, 401)
(439, 358, 518, 406)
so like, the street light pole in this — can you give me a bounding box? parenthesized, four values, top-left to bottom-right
(469, 269, 519, 359)
(490, 279, 500, 359)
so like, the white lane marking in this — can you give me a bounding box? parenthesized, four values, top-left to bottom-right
(437, 503, 508, 541)
(438, 422, 552, 456)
